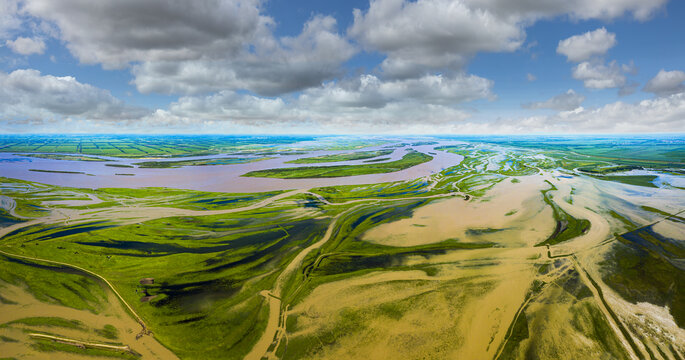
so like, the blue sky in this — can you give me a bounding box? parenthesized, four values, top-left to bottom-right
(0, 0, 684, 134)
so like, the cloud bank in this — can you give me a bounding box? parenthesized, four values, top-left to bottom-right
(0, 0, 680, 134)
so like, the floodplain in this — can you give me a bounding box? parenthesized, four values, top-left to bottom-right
(0, 134, 683, 360)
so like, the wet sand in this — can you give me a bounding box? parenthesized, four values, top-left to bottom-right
(362, 175, 555, 247)
(284, 170, 685, 360)
(0, 281, 178, 359)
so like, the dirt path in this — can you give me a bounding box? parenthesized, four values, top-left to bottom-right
(0, 188, 309, 358)
(0, 248, 149, 337)
(546, 178, 611, 256)
(42, 193, 104, 207)
(571, 257, 642, 360)
(244, 204, 365, 360)
(29, 333, 134, 353)
(3, 171, 659, 360)
(245, 190, 468, 360)
(531, 174, 649, 360)
(0, 280, 178, 360)
(1, 187, 457, 360)
(89, 189, 307, 225)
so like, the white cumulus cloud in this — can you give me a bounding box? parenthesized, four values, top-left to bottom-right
(523, 89, 585, 111)
(0, 69, 148, 122)
(20, 0, 265, 69)
(348, 0, 524, 78)
(557, 27, 616, 62)
(5, 36, 45, 55)
(467, 0, 666, 21)
(137, 73, 493, 133)
(572, 60, 626, 89)
(348, 0, 665, 78)
(299, 73, 494, 110)
(643, 69, 685, 96)
(132, 15, 356, 96)
(513, 92, 685, 133)
(0, 0, 22, 38)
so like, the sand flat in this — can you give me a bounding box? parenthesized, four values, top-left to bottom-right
(362, 175, 555, 247)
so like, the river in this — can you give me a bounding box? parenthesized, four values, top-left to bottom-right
(0, 142, 464, 193)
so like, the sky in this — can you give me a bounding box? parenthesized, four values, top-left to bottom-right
(0, 0, 684, 134)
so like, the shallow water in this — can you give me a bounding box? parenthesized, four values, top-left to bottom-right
(0, 142, 464, 192)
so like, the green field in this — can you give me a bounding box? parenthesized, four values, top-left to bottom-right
(577, 165, 642, 174)
(0, 134, 316, 158)
(15, 153, 109, 162)
(535, 181, 591, 247)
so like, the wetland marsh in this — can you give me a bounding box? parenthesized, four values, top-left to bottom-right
(0, 135, 683, 359)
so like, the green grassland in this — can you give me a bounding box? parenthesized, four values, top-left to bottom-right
(92, 187, 287, 211)
(535, 181, 591, 247)
(0, 197, 333, 359)
(278, 201, 497, 358)
(590, 174, 658, 188)
(363, 157, 391, 163)
(0, 177, 289, 212)
(312, 178, 441, 202)
(285, 149, 394, 164)
(600, 219, 685, 327)
(0, 178, 56, 217)
(280, 200, 495, 304)
(243, 151, 432, 178)
(577, 165, 642, 174)
(30, 338, 139, 360)
(498, 265, 630, 360)
(0, 254, 109, 313)
(0, 209, 23, 228)
(7, 316, 86, 330)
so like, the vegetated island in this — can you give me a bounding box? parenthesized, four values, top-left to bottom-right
(576, 165, 658, 187)
(535, 181, 591, 247)
(286, 149, 394, 164)
(363, 157, 391, 163)
(134, 156, 274, 169)
(105, 163, 135, 168)
(591, 174, 659, 188)
(28, 169, 93, 176)
(577, 165, 642, 174)
(16, 153, 108, 162)
(243, 151, 432, 179)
